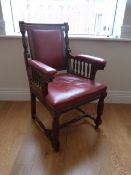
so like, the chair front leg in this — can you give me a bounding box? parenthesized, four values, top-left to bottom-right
(51, 115, 60, 152)
(95, 92, 107, 129)
(31, 92, 36, 119)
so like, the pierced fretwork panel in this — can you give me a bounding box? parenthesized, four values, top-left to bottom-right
(29, 67, 43, 89)
(68, 58, 92, 79)
(29, 66, 49, 96)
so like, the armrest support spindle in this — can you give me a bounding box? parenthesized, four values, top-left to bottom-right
(68, 54, 106, 80)
(28, 60, 57, 95)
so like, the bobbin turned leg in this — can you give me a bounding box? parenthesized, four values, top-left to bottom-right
(95, 93, 107, 129)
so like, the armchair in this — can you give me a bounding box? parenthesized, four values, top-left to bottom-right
(19, 21, 107, 152)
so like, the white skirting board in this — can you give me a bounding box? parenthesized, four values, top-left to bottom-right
(0, 88, 131, 104)
(0, 88, 30, 101)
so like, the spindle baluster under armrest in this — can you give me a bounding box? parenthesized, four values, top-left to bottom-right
(28, 60, 57, 96)
(68, 54, 107, 80)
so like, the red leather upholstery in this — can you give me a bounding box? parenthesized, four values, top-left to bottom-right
(28, 60, 57, 78)
(30, 29, 64, 69)
(46, 73, 107, 111)
(19, 21, 107, 151)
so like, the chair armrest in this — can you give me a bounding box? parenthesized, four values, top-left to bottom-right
(28, 60, 57, 96)
(68, 54, 107, 80)
(28, 60, 57, 80)
(75, 54, 107, 70)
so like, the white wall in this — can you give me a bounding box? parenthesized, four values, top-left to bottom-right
(0, 37, 29, 100)
(0, 37, 131, 103)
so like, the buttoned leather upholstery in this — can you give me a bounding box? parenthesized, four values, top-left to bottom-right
(46, 73, 107, 111)
(31, 72, 107, 111)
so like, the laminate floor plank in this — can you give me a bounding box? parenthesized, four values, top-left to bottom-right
(0, 102, 131, 175)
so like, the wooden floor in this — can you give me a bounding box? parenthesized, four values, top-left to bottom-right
(0, 102, 131, 175)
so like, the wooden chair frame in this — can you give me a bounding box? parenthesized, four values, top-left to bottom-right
(19, 21, 107, 152)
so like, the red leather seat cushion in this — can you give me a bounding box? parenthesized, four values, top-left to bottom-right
(46, 73, 107, 111)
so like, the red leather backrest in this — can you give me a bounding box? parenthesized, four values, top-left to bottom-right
(29, 29, 65, 70)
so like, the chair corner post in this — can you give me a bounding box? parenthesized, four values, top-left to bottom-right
(95, 92, 107, 129)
